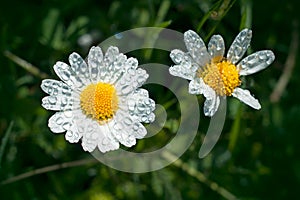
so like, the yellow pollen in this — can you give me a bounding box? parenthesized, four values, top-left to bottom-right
(197, 59, 241, 96)
(80, 82, 118, 124)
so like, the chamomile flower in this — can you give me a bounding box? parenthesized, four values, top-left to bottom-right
(41, 46, 155, 153)
(169, 29, 275, 116)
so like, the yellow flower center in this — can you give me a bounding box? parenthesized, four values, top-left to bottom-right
(80, 82, 118, 124)
(197, 60, 241, 96)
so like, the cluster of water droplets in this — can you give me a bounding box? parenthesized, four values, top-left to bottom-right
(238, 50, 275, 76)
(108, 110, 147, 147)
(41, 79, 72, 97)
(103, 46, 127, 83)
(42, 95, 75, 111)
(227, 29, 252, 65)
(69, 52, 90, 85)
(54, 61, 85, 90)
(207, 34, 225, 60)
(41, 79, 78, 111)
(183, 30, 210, 66)
(126, 89, 156, 123)
(88, 46, 104, 82)
(116, 67, 148, 96)
(48, 110, 73, 133)
(81, 120, 101, 152)
(169, 49, 198, 80)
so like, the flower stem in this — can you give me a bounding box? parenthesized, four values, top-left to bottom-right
(0, 158, 96, 185)
(3, 50, 49, 79)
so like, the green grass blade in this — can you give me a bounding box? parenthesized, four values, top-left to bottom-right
(0, 121, 14, 168)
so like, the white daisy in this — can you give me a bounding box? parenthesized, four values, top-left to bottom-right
(41, 46, 155, 153)
(169, 29, 275, 116)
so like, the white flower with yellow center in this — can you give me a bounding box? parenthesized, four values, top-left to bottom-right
(41, 46, 155, 153)
(169, 29, 275, 116)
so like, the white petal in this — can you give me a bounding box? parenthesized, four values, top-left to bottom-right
(184, 30, 210, 66)
(48, 111, 73, 133)
(97, 124, 120, 153)
(208, 34, 225, 62)
(238, 50, 275, 76)
(188, 78, 202, 94)
(203, 91, 220, 117)
(69, 52, 90, 85)
(198, 78, 215, 99)
(232, 87, 261, 109)
(65, 122, 82, 143)
(188, 78, 220, 116)
(108, 110, 147, 147)
(114, 56, 147, 95)
(227, 29, 252, 64)
(64, 110, 85, 143)
(170, 49, 190, 65)
(169, 64, 196, 81)
(81, 119, 99, 152)
(169, 49, 198, 80)
(103, 46, 127, 83)
(75, 115, 119, 153)
(125, 89, 156, 123)
(189, 78, 221, 97)
(125, 57, 139, 70)
(53, 61, 84, 90)
(115, 68, 149, 96)
(41, 79, 73, 97)
(87, 46, 103, 83)
(42, 95, 78, 111)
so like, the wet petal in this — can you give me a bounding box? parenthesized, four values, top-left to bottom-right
(238, 50, 275, 76)
(169, 49, 198, 80)
(184, 30, 210, 66)
(188, 78, 202, 94)
(41, 79, 73, 97)
(53, 61, 84, 90)
(125, 57, 139, 70)
(170, 49, 188, 65)
(198, 78, 216, 99)
(68, 113, 119, 153)
(65, 122, 82, 143)
(87, 46, 103, 83)
(42, 95, 78, 111)
(189, 78, 219, 116)
(208, 34, 225, 62)
(48, 111, 73, 133)
(81, 119, 99, 152)
(203, 91, 220, 117)
(232, 87, 261, 109)
(64, 110, 85, 143)
(69, 52, 90, 85)
(96, 124, 120, 153)
(227, 29, 252, 64)
(103, 46, 127, 83)
(125, 89, 156, 123)
(108, 110, 147, 147)
(115, 68, 148, 96)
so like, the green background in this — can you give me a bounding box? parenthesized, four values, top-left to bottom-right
(0, 0, 299, 199)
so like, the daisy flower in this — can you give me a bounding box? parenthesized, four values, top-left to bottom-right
(169, 29, 275, 116)
(41, 46, 155, 153)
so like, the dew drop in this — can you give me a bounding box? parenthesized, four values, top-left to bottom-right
(62, 122, 70, 130)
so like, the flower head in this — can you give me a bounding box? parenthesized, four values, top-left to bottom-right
(169, 29, 275, 116)
(41, 46, 155, 153)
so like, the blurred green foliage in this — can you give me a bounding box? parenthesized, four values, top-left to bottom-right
(0, 0, 299, 199)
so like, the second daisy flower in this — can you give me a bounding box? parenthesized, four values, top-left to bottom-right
(169, 29, 275, 116)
